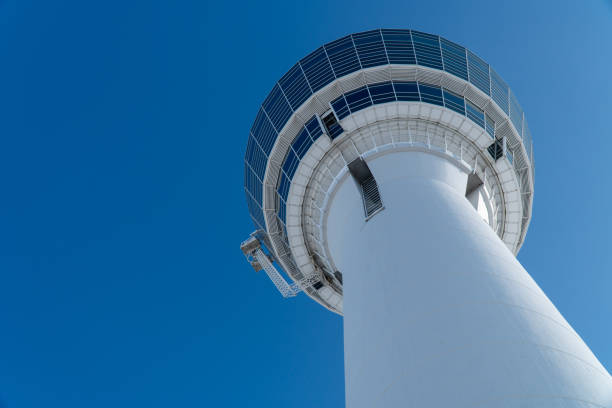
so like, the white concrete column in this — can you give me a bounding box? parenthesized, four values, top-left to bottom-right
(325, 151, 612, 408)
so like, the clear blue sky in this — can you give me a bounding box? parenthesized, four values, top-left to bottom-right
(0, 0, 611, 407)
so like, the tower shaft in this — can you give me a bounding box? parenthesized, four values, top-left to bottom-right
(326, 151, 612, 407)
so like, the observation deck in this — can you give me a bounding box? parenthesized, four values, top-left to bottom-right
(243, 29, 534, 314)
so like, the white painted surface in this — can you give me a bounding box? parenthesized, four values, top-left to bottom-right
(467, 186, 492, 224)
(326, 151, 612, 408)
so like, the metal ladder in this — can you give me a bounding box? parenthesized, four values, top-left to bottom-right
(241, 235, 318, 298)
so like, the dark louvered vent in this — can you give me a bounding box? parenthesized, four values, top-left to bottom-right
(321, 111, 344, 139)
(348, 158, 384, 220)
(333, 271, 343, 285)
(361, 176, 383, 217)
(487, 138, 505, 161)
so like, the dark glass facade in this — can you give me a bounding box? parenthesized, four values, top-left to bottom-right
(244, 29, 533, 233)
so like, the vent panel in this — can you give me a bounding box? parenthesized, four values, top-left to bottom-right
(322, 112, 344, 139)
(348, 158, 384, 219)
(361, 176, 384, 218)
(488, 139, 504, 161)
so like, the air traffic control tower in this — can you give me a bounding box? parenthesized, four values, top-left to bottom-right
(240, 30, 612, 407)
